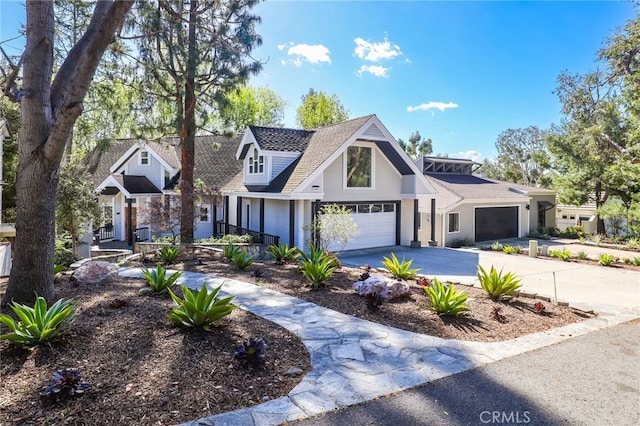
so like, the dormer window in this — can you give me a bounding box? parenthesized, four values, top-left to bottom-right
(248, 148, 264, 174)
(139, 150, 149, 166)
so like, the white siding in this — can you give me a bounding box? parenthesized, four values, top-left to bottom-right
(400, 199, 414, 246)
(264, 199, 290, 246)
(271, 155, 297, 181)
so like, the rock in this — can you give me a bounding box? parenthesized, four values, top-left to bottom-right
(71, 261, 119, 284)
(283, 367, 304, 378)
(353, 275, 412, 301)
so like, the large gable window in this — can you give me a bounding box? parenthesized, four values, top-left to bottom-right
(346, 146, 372, 188)
(248, 148, 264, 174)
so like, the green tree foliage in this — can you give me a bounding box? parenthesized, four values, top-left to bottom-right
(547, 11, 640, 235)
(0, 97, 18, 222)
(479, 126, 551, 187)
(296, 88, 349, 129)
(307, 204, 359, 254)
(220, 86, 285, 132)
(131, 0, 262, 243)
(55, 160, 102, 257)
(397, 131, 433, 161)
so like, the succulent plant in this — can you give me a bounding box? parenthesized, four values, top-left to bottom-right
(364, 292, 383, 311)
(534, 302, 546, 314)
(250, 268, 265, 278)
(491, 306, 507, 323)
(416, 276, 430, 287)
(43, 369, 91, 402)
(234, 337, 266, 369)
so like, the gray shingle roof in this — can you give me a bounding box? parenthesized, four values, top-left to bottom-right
(248, 126, 313, 153)
(425, 173, 555, 210)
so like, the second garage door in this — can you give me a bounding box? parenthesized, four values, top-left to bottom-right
(475, 206, 519, 242)
(324, 203, 396, 251)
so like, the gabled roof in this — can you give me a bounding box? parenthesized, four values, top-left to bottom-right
(88, 134, 242, 191)
(426, 173, 555, 210)
(97, 174, 161, 198)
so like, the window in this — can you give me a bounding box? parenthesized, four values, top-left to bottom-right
(164, 170, 171, 187)
(383, 203, 395, 213)
(140, 151, 149, 165)
(103, 205, 113, 226)
(198, 206, 209, 222)
(357, 204, 371, 214)
(248, 148, 264, 174)
(448, 212, 460, 233)
(346, 146, 372, 188)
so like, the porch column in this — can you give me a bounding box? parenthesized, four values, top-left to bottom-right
(289, 200, 295, 247)
(126, 198, 133, 246)
(395, 201, 401, 246)
(236, 196, 243, 234)
(213, 205, 217, 235)
(431, 198, 436, 244)
(259, 198, 265, 233)
(411, 199, 421, 248)
(224, 196, 229, 234)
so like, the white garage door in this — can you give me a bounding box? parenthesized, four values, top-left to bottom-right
(324, 203, 396, 252)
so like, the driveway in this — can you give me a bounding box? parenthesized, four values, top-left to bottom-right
(338, 246, 640, 310)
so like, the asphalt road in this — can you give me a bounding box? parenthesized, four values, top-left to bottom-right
(293, 320, 640, 426)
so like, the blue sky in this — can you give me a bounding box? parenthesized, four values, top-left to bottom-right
(1, 1, 636, 160)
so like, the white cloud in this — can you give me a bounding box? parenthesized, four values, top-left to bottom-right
(286, 43, 331, 65)
(354, 36, 402, 62)
(407, 101, 459, 112)
(357, 65, 390, 78)
(277, 44, 286, 51)
(452, 150, 484, 163)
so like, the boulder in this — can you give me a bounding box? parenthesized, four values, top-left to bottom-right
(71, 261, 119, 284)
(353, 275, 412, 301)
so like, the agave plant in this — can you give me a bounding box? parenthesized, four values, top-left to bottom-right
(234, 337, 266, 369)
(223, 243, 243, 261)
(598, 253, 617, 267)
(140, 264, 182, 295)
(0, 297, 77, 348)
(168, 284, 236, 331)
(159, 246, 181, 264)
(381, 252, 421, 280)
(266, 242, 300, 265)
(230, 250, 253, 270)
(477, 265, 522, 300)
(301, 255, 336, 289)
(424, 278, 469, 316)
(43, 368, 91, 402)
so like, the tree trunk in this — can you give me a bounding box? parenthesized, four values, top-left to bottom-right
(179, 0, 198, 244)
(2, 0, 133, 305)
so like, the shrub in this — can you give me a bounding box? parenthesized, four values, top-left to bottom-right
(0, 297, 77, 348)
(477, 265, 522, 300)
(53, 264, 67, 275)
(381, 252, 420, 280)
(267, 242, 300, 265)
(597, 253, 617, 267)
(54, 233, 76, 267)
(548, 249, 571, 261)
(632, 257, 640, 266)
(43, 369, 91, 402)
(234, 337, 266, 369)
(223, 243, 243, 261)
(424, 278, 469, 316)
(168, 284, 236, 331)
(503, 245, 521, 254)
(490, 241, 504, 251)
(576, 251, 589, 260)
(559, 225, 587, 239)
(140, 264, 182, 295)
(159, 246, 181, 264)
(230, 250, 253, 270)
(626, 238, 640, 250)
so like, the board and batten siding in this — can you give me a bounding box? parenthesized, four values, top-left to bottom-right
(264, 199, 291, 246)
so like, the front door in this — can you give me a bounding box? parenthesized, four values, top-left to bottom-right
(125, 206, 137, 242)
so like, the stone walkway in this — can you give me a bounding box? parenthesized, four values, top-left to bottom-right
(118, 267, 639, 426)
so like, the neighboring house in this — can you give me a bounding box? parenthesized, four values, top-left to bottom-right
(88, 134, 242, 243)
(416, 156, 556, 246)
(222, 115, 436, 251)
(556, 203, 598, 234)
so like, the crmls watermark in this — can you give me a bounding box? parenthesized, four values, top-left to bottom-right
(479, 411, 531, 424)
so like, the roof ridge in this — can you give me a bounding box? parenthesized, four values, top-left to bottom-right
(311, 114, 375, 131)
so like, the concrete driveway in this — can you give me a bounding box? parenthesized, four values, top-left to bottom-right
(338, 246, 640, 310)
